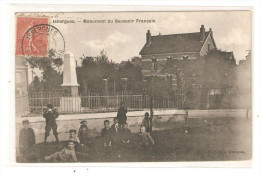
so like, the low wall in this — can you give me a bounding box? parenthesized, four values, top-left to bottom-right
(15, 109, 249, 145)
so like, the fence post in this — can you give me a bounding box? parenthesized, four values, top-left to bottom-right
(185, 110, 188, 122)
(41, 93, 43, 114)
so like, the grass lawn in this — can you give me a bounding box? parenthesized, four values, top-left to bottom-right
(17, 116, 251, 162)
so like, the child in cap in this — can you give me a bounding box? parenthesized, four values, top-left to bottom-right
(19, 119, 36, 161)
(78, 120, 89, 144)
(79, 120, 89, 133)
(43, 104, 59, 143)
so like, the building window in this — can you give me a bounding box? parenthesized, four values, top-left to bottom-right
(152, 58, 157, 70)
(16, 71, 27, 84)
(16, 72, 22, 84)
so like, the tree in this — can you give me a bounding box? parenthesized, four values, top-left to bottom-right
(117, 61, 144, 93)
(201, 50, 236, 89)
(161, 50, 237, 109)
(235, 50, 251, 91)
(77, 51, 118, 94)
(28, 75, 43, 91)
(26, 49, 63, 90)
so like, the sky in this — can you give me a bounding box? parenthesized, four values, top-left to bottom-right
(17, 11, 252, 83)
(41, 11, 252, 63)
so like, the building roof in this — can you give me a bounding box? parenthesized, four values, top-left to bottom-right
(139, 31, 213, 55)
(222, 51, 235, 60)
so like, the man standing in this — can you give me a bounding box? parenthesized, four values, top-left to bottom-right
(117, 102, 127, 127)
(43, 104, 59, 143)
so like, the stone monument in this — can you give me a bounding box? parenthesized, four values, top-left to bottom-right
(59, 52, 81, 112)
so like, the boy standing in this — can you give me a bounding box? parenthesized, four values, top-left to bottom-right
(117, 102, 127, 127)
(44, 140, 77, 162)
(101, 120, 112, 148)
(43, 104, 59, 143)
(79, 120, 89, 134)
(141, 112, 150, 132)
(19, 120, 36, 161)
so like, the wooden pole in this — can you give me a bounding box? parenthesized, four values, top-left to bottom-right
(149, 76, 155, 133)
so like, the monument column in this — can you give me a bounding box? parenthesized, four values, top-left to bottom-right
(59, 52, 81, 112)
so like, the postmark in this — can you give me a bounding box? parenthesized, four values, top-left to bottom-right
(21, 24, 65, 58)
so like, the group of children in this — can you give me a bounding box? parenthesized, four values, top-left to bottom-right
(18, 103, 155, 162)
(101, 117, 155, 151)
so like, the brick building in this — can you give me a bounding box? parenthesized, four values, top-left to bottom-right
(139, 25, 217, 88)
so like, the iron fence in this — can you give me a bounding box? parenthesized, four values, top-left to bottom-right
(28, 91, 184, 115)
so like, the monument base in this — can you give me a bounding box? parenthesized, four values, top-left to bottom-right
(59, 96, 81, 112)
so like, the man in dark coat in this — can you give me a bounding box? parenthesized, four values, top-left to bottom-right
(117, 102, 127, 127)
(43, 104, 59, 142)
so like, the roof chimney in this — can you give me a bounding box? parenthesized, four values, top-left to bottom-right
(146, 30, 151, 45)
(200, 25, 205, 42)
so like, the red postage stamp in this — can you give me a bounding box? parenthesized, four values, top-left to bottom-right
(16, 16, 49, 57)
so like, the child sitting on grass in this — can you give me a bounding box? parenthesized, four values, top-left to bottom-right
(138, 125, 155, 149)
(68, 129, 80, 144)
(120, 123, 132, 147)
(137, 125, 155, 160)
(44, 141, 77, 162)
(78, 126, 89, 146)
(101, 120, 112, 148)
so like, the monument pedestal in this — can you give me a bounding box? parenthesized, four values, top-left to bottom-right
(59, 52, 81, 112)
(59, 96, 81, 112)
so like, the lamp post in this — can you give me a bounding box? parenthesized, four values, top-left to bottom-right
(121, 78, 128, 93)
(102, 78, 109, 95)
(149, 75, 155, 133)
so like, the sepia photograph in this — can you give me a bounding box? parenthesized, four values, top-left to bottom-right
(13, 11, 252, 164)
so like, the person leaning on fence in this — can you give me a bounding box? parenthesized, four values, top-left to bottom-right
(19, 119, 36, 162)
(43, 104, 59, 143)
(117, 102, 127, 127)
(141, 112, 150, 132)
